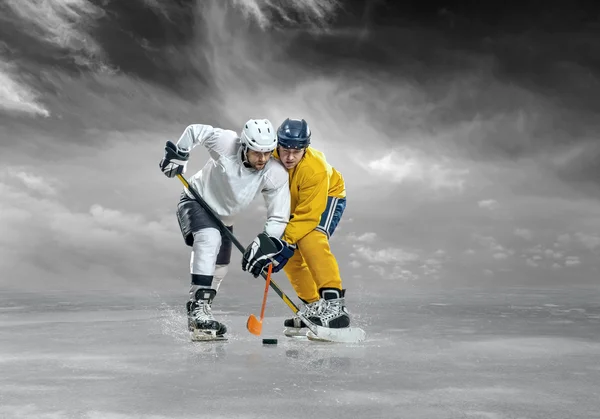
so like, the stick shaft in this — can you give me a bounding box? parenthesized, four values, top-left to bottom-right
(259, 264, 272, 320)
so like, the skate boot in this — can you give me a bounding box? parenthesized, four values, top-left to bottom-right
(283, 298, 319, 338)
(186, 288, 227, 341)
(308, 288, 350, 329)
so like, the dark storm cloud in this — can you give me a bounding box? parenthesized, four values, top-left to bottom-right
(0, 1, 192, 75)
(0, 0, 105, 72)
(0, 0, 207, 97)
(0, 0, 217, 148)
(288, 1, 600, 117)
(2, 0, 598, 177)
(0, 0, 345, 137)
(268, 0, 600, 189)
(89, 0, 213, 96)
(0, 0, 345, 100)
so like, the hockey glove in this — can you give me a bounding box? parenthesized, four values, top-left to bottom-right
(270, 241, 296, 273)
(242, 232, 295, 278)
(159, 140, 189, 178)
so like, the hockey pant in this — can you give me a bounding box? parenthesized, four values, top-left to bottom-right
(176, 192, 233, 300)
(282, 196, 346, 303)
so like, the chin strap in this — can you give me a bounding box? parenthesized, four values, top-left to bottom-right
(241, 146, 251, 168)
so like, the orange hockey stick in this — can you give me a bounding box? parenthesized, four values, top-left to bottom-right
(246, 263, 273, 336)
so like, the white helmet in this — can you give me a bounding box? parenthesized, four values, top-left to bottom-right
(240, 119, 277, 152)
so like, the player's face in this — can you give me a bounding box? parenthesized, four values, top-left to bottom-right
(278, 147, 305, 169)
(246, 150, 272, 170)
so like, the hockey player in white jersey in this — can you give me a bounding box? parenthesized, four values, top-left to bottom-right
(159, 119, 290, 341)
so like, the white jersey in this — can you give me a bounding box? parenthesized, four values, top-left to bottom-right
(176, 124, 290, 238)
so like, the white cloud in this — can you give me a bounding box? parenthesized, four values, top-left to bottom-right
(464, 249, 475, 255)
(0, 174, 180, 290)
(8, 170, 59, 195)
(368, 264, 386, 277)
(565, 256, 581, 267)
(478, 199, 498, 210)
(492, 244, 506, 252)
(483, 269, 494, 276)
(550, 232, 600, 253)
(0, 405, 191, 419)
(525, 244, 544, 254)
(0, 60, 50, 117)
(472, 234, 498, 249)
(428, 164, 470, 191)
(526, 258, 539, 268)
(142, 0, 174, 20)
(3, 0, 105, 64)
(420, 260, 441, 277)
(50, 203, 175, 253)
(471, 234, 515, 257)
(353, 244, 420, 265)
(522, 246, 579, 269)
(364, 149, 468, 192)
(574, 232, 600, 251)
(347, 232, 377, 243)
(544, 249, 555, 258)
(0, 0, 112, 117)
(424, 258, 442, 266)
(349, 260, 361, 269)
(390, 266, 419, 281)
(363, 263, 420, 281)
(231, 0, 342, 30)
(514, 228, 533, 241)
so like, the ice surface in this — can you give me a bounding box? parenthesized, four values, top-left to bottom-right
(1, 288, 599, 419)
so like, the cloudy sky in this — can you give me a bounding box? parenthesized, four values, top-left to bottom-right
(1, 0, 599, 297)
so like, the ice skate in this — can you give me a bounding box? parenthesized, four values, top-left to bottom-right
(305, 288, 366, 343)
(283, 300, 318, 338)
(187, 289, 227, 342)
(308, 288, 350, 328)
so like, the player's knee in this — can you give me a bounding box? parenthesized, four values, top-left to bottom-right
(214, 264, 228, 280)
(192, 228, 221, 248)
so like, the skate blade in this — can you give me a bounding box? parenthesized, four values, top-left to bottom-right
(283, 327, 308, 339)
(306, 326, 366, 343)
(190, 330, 227, 342)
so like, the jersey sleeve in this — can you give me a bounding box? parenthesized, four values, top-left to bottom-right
(282, 170, 329, 245)
(175, 124, 235, 158)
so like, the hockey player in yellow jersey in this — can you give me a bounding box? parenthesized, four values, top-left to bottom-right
(241, 118, 351, 336)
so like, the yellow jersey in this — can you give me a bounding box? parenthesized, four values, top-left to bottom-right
(273, 147, 346, 245)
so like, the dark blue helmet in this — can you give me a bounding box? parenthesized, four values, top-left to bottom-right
(277, 118, 311, 149)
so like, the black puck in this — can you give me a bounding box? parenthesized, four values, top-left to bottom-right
(262, 338, 278, 345)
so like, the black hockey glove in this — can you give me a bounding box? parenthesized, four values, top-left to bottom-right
(159, 140, 189, 178)
(242, 232, 295, 278)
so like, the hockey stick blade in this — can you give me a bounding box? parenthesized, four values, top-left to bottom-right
(293, 311, 366, 343)
(306, 325, 366, 343)
(191, 330, 228, 342)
